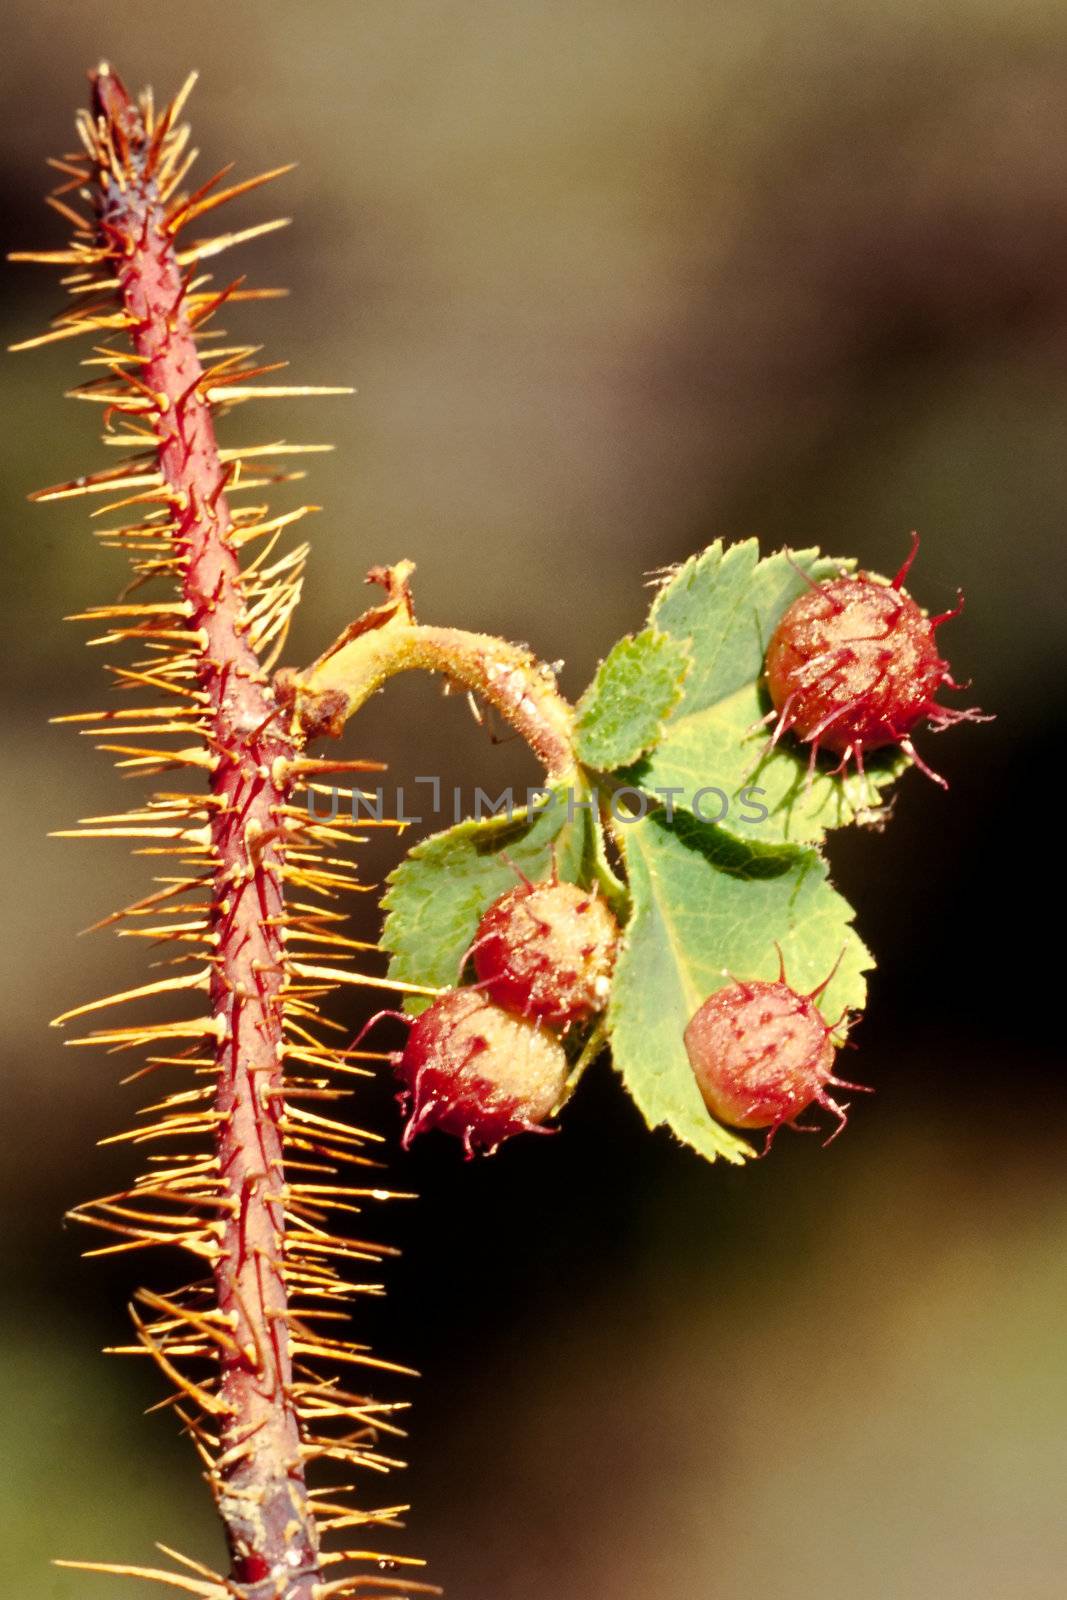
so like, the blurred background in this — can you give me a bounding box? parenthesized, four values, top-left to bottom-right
(2, 2, 1065, 1596)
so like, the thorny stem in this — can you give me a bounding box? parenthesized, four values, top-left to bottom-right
(92, 69, 319, 1598)
(280, 562, 577, 780)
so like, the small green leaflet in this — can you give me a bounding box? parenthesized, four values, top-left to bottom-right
(574, 628, 691, 771)
(380, 778, 599, 1012)
(607, 806, 871, 1165)
(623, 540, 907, 845)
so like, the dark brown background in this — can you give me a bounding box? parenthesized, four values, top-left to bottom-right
(1, 3, 1064, 1597)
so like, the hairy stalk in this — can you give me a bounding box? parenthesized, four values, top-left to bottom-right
(19, 65, 433, 1600)
(279, 563, 577, 779)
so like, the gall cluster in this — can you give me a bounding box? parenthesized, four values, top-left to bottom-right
(379, 539, 982, 1159)
(384, 875, 619, 1156)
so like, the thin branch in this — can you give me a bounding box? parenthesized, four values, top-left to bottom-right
(280, 562, 577, 779)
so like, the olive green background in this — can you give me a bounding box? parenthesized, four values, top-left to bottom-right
(1, 3, 1063, 1597)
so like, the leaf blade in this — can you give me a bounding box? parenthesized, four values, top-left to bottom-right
(575, 627, 691, 771)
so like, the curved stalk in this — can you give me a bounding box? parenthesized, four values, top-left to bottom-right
(280, 563, 577, 780)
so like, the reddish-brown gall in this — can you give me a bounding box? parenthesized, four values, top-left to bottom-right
(472, 879, 618, 1026)
(684, 970, 862, 1149)
(394, 988, 569, 1156)
(764, 536, 984, 786)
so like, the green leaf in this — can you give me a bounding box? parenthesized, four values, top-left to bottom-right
(627, 540, 907, 844)
(381, 778, 599, 1012)
(575, 628, 691, 771)
(607, 806, 871, 1165)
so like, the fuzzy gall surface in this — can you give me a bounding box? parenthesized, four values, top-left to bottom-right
(396, 989, 569, 1154)
(683, 979, 840, 1133)
(472, 880, 619, 1026)
(765, 565, 963, 769)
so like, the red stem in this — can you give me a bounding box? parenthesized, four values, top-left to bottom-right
(92, 69, 320, 1598)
